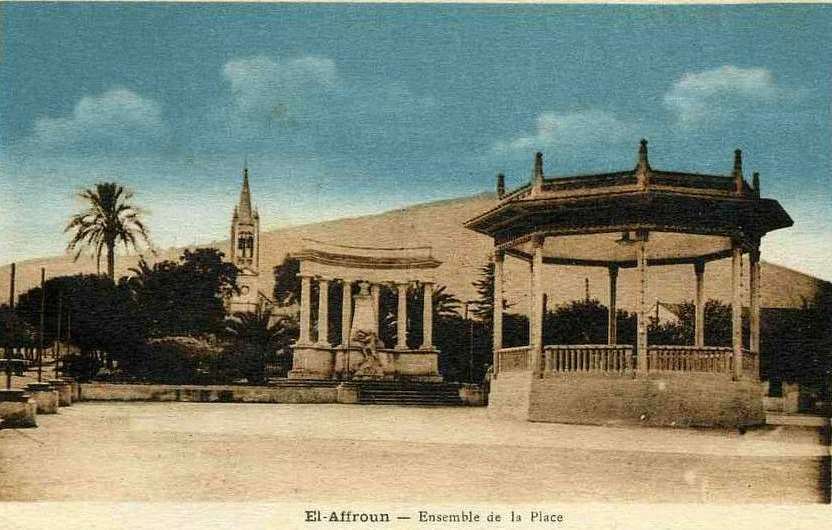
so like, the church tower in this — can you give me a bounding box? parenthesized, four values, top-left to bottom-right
(228, 165, 261, 313)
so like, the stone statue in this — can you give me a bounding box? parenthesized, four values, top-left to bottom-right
(348, 282, 390, 379)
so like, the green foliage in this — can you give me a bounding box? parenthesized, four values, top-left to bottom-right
(646, 300, 733, 346)
(0, 304, 37, 349)
(542, 298, 636, 345)
(65, 182, 152, 279)
(761, 285, 832, 400)
(16, 274, 144, 367)
(469, 260, 514, 324)
(123, 248, 238, 337)
(126, 337, 217, 384)
(379, 283, 461, 349)
(273, 257, 301, 305)
(219, 309, 297, 384)
(14, 248, 240, 382)
(470, 261, 495, 322)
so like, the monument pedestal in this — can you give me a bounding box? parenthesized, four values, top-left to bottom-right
(288, 344, 336, 380)
(25, 382, 59, 414)
(48, 379, 72, 406)
(0, 389, 37, 428)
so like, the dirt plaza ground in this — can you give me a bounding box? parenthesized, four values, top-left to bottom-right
(0, 401, 827, 506)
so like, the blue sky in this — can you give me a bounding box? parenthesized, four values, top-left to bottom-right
(2, 3, 831, 280)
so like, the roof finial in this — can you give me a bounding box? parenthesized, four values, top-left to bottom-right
(733, 149, 743, 177)
(752, 171, 760, 198)
(733, 149, 744, 194)
(635, 139, 651, 188)
(531, 152, 544, 195)
(638, 138, 650, 169)
(496, 173, 506, 199)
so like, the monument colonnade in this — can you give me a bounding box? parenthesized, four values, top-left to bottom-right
(296, 274, 435, 351)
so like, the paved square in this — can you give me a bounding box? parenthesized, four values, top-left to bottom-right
(0, 402, 826, 503)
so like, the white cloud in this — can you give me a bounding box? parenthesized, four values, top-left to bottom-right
(222, 55, 338, 116)
(494, 109, 636, 153)
(664, 65, 781, 125)
(31, 88, 164, 148)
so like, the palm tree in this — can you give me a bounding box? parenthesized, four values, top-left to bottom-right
(66, 182, 152, 280)
(224, 307, 298, 383)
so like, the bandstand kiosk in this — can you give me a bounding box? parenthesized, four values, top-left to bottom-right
(464, 140, 792, 427)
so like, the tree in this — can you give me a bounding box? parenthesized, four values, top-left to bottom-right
(0, 304, 37, 350)
(469, 261, 514, 323)
(273, 257, 301, 305)
(122, 248, 238, 337)
(16, 273, 143, 378)
(221, 308, 297, 384)
(66, 182, 152, 280)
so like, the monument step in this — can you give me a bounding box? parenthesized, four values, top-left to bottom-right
(356, 383, 465, 406)
(359, 398, 464, 406)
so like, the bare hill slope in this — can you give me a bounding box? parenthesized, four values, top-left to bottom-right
(1, 194, 826, 312)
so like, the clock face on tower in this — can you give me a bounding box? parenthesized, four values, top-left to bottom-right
(240, 285, 250, 295)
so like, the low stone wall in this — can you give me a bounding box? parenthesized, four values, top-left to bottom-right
(487, 370, 534, 421)
(528, 372, 765, 429)
(458, 383, 486, 406)
(79, 382, 339, 404)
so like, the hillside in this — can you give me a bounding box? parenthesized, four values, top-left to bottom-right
(1, 193, 827, 313)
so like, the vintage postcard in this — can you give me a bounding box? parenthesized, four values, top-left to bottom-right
(0, 2, 830, 528)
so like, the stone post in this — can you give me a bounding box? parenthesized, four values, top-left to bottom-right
(395, 282, 408, 350)
(298, 275, 312, 345)
(493, 251, 504, 356)
(421, 282, 434, 350)
(607, 265, 618, 345)
(694, 260, 706, 347)
(317, 278, 330, 347)
(340, 280, 352, 348)
(636, 231, 649, 372)
(531, 236, 545, 374)
(731, 243, 744, 380)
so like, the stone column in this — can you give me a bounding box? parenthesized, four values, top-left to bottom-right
(371, 284, 381, 336)
(317, 278, 330, 347)
(298, 275, 312, 345)
(340, 280, 352, 348)
(395, 282, 408, 350)
(636, 231, 649, 372)
(421, 282, 434, 350)
(694, 260, 706, 347)
(530, 236, 545, 374)
(749, 247, 761, 356)
(493, 251, 504, 354)
(607, 265, 618, 345)
(731, 243, 744, 380)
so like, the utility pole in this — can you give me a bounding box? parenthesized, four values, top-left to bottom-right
(5, 263, 15, 389)
(464, 301, 475, 383)
(55, 290, 63, 371)
(38, 268, 45, 382)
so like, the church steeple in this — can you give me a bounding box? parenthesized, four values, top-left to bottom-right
(228, 162, 262, 313)
(229, 163, 260, 273)
(237, 165, 254, 222)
